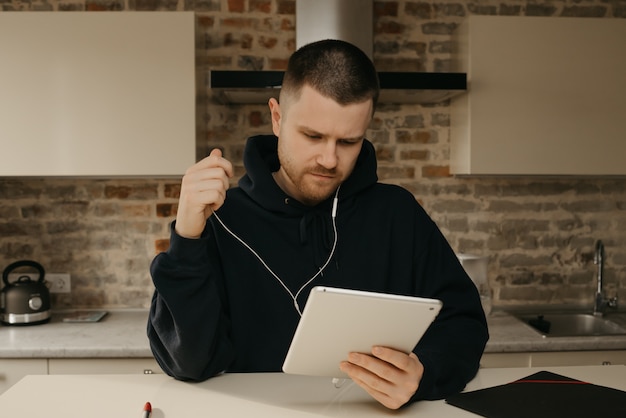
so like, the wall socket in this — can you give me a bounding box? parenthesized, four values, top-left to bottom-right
(7, 273, 71, 293)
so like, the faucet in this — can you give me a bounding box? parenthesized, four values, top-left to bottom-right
(593, 240, 618, 316)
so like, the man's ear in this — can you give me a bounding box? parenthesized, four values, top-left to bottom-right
(268, 98, 281, 137)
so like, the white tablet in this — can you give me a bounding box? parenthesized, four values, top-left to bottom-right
(282, 286, 442, 378)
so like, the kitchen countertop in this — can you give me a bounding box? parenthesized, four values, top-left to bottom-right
(0, 309, 152, 358)
(486, 311, 626, 352)
(1, 309, 625, 359)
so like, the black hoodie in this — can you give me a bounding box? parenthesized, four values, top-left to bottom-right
(148, 135, 488, 403)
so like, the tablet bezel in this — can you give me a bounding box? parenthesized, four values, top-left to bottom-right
(282, 286, 442, 378)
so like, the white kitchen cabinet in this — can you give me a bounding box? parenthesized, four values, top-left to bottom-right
(0, 359, 48, 395)
(450, 16, 626, 175)
(48, 358, 163, 375)
(0, 12, 195, 177)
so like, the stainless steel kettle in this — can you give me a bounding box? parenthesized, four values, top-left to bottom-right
(1, 260, 51, 325)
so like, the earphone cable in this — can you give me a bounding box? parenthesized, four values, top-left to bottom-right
(209, 187, 340, 316)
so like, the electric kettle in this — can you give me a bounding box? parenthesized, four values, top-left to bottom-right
(1, 260, 51, 325)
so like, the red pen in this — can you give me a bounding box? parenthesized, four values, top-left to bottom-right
(142, 402, 152, 418)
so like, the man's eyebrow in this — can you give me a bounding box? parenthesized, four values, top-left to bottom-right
(298, 125, 364, 141)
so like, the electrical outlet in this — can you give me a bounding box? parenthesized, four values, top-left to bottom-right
(47, 273, 71, 293)
(7, 272, 71, 293)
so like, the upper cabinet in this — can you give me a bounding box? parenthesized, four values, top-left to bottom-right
(0, 12, 195, 177)
(450, 16, 626, 176)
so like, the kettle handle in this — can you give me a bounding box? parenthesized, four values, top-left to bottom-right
(2, 260, 46, 286)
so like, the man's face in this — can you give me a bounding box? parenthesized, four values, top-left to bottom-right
(269, 84, 373, 206)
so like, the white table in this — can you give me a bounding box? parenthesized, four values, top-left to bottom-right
(1, 365, 625, 417)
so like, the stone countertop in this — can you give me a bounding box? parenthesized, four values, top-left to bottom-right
(1, 309, 626, 359)
(485, 311, 626, 352)
(0, 309, 152, 358)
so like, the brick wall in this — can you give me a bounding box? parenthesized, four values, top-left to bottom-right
(1, 0, 625, 310)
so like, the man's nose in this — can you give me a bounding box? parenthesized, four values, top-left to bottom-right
(317, 142, 338, 169)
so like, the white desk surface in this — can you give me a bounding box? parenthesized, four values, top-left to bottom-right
(1, 365, 625, 417)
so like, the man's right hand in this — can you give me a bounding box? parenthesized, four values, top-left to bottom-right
(175, 148, 234, 239)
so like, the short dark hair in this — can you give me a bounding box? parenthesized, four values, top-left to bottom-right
(281, 39, 380, 110)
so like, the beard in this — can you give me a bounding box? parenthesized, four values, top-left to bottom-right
(277, 148, 343, 205)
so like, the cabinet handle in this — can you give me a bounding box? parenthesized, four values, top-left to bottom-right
(601, 361, 612, 365)
(143, 369, 154, 374)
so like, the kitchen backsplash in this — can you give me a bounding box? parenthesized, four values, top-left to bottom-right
(1, 0, 625, 311)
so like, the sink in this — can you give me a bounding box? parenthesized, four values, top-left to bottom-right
(515, 313, 626, 337)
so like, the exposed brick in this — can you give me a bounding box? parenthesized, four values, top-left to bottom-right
(242, 33, 254, 49)
(221, 17, 256, 28)
(1, 1, 624, 312)
(249, 110, 266, 127)
(429, 198, 477, 212)
(258, 36, 278, 49)
(498, 284, 554, 303)
(155, 239, 170, 253)
(561, 6, 607, 18)
(377, 165, 415, 180)
(466, 4, 496, 15)
(434, 3, 465, 17)
(421, 22, 457, 35)
(400, 149, 428, 161)
(499, 4, 521, 16)
(433, 58, 453, 72)
(561, 200, 616, 212)
(250, 0, 271, 13)
(164, 185, 181, 199)
(268, 57, 289, 69)
(122, 204, 152, 217)
(422, 165, 450, 178)
(277, 0, 295, 14)
(188, 0, 221, 12)
(429, 40, 454, 54)
(403, 41, 427, 55)
(373, 57, 426, 71)
(228, 0, 244, 12)
(374, 1, 398, 17)
(368, 129, 390, 144)
(104, 185, 158, 200)
(94, 203, 121, 217)
(237, 55, 265, 70)
(375, 40, 400, 55)
(431, 113, 449, 127)
(375, 145, 395, 162)
(86, 1, 123, 11)
(525, 4, 558, 16)
(156, 203, 178, 217)
(396, 130, 432, 144)
(130, 0, 178, 11)
(205, 56, 233, 67)
(375, 21, 405, 35)
(0, 222, 42, 237)
(197, 15, 215, 28)
(404, 2, 431, 19)
(280, 17, 296, 31)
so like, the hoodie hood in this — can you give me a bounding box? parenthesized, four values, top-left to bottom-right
(238, 135, 378, 216)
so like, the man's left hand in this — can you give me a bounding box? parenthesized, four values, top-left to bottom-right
(339, 346, 423, 410)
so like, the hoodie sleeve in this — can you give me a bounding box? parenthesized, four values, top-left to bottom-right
(146, 222, 234, 381)
(409, 217, 489, 402)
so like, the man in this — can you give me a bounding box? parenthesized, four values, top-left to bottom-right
(148, 39, 488, 410)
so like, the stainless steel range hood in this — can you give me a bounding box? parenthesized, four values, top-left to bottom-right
(209, 0, 467, 105)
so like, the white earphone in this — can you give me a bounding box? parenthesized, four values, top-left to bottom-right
(210, 186, 340, 316)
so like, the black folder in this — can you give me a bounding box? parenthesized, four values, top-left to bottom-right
(445, 370, 626, 418)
